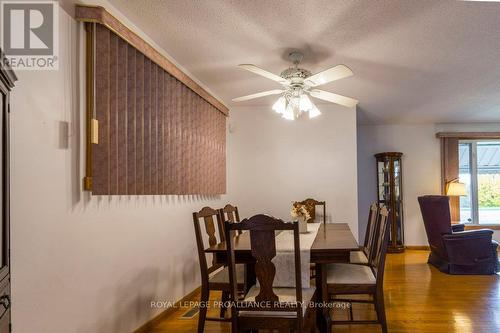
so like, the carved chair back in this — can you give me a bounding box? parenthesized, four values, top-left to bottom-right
(294, 198, 326, 224)
(193, 206, 225, 285)
(370, 206, 391, 286)
(225, 215, 304, 317)
(218, 204, 242, 238)
(417, 195, 452, 260)
(363, 203, 380, 261)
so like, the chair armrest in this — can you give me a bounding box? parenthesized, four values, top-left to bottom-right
(451, 223, 465, 233)
(444, 229, 494, 239)
(442, 230, 495, 265)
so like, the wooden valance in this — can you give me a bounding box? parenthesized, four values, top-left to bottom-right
(77, 7, 227, 195)
(436, 132, 500, 139)
(76, 5, 228, 116)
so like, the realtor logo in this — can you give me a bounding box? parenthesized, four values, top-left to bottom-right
(1, 1, 58, 70)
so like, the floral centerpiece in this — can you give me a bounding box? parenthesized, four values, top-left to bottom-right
(291, 203, 311, 233)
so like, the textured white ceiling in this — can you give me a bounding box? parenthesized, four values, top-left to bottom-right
(107, 0, 500, 124)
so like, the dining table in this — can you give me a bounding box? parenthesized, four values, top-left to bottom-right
(205, 222, 359, 333)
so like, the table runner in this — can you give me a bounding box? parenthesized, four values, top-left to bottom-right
(271, 222, 321, 288)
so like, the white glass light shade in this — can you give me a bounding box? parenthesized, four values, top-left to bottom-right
(299, 94, 313, 111)
(290, 96, 300, 112)
(272, 96, 286, 114)
(272, 92, 322, 120)
(282, 103, 295, 120)
(309, 105, 321, 118)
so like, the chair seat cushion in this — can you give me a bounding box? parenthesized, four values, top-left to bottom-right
(209, 264, 245, 284)
(326, 263, 376, 285)
(349, 250, 369, 264)
(239, 285, 316, 318)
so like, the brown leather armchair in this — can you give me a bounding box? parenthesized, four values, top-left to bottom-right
(418, 195, 499, 275)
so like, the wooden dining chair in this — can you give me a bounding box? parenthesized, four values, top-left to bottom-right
(350, 203, 379, 265)
(294, 198, 326, 224)
(224, 214, 317, 333)
(326, 206, 391, 333)
(192, 207, 245, 333)
(218, 204, 242, 237)
(294, 198, 326, 278)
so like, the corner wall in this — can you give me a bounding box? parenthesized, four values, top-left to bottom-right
(228, 105, 359, 239)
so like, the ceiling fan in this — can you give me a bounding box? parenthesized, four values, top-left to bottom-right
(232, 52, 358, 120)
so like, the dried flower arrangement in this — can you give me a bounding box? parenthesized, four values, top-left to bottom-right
(291, 203, 311, 221)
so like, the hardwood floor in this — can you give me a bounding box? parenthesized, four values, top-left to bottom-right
(146, 250, 500, 332)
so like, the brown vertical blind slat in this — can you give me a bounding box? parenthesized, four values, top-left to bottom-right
(117, 37, 127, 195)
(126, 46, 136, 194)
(109, 32, 118, 195)
(94, 24, 110, 195)
(93, 23, 226, 195)
(163, 73, 171, 193)
(180, 83, 187, 194)
(136, 50, 145, 195)
(144, 58, 151, 194)
(157, 68, 164, 194)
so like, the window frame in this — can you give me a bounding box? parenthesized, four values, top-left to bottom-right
(459, 139, 500, 225)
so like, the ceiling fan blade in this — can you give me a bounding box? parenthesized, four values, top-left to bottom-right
(310, 89, 358, 108)
(232, 89, 283, 102)
(238, 64, 289, 84)
(305, 65, 353, 87)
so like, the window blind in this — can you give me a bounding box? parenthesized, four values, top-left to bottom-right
(90, 23, 226, 195)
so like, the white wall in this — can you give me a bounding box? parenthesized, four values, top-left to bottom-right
(357, 123, 500, 245)
(10, 7, 229, 333)
(357, 124, 441, 246)
(228, 106, 359, 239)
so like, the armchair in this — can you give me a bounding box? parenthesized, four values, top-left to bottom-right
(418, 195, 499, 275)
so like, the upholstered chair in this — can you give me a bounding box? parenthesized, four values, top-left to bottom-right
(418, 195, 499, 275)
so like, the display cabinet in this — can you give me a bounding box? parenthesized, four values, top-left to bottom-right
(0, 49, 16, 333)
(375, 152, 404, 253)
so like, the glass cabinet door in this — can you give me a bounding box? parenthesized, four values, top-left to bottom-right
(375, 152, 404, 253)
(377, 159, 390, 204)
(393, 159, 404, 246)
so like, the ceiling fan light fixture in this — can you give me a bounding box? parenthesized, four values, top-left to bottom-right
(272, 96, 286, 114)
(233, 52, 357, 120)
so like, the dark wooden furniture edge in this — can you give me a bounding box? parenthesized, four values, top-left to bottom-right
(464, 224, 500, 230)
(374, 152, 402, 158)
(206, 223, 360, 263)
(75, 5, 229, 116)
(133, 286, 201, 333)
(405, 245, 430, 250)
(436, 132, 500, 139)
(0, 48, 15, 332)
(0, 50, 17, 89)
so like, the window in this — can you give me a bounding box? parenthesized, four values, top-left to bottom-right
(459, 140, 500, 224)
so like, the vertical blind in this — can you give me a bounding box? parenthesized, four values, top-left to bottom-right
(92, 24, 226, 195)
